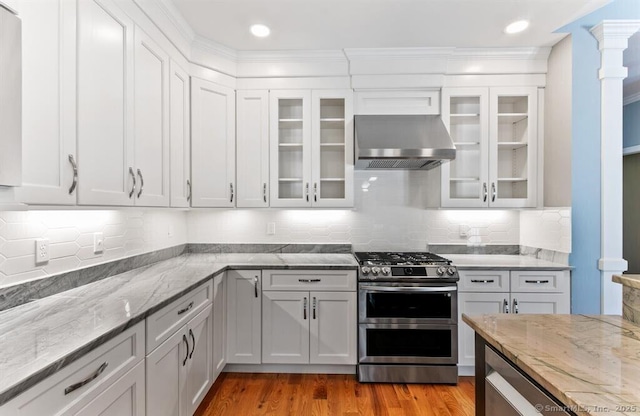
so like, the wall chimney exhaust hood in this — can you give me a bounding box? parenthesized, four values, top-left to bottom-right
(354, 115, 455, 170)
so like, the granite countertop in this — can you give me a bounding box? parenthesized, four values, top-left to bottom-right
(462, 314, 640, 415)
(613, 274, 640, 289)
(0, 252, 358, 406)
(446, 254, 571, 270)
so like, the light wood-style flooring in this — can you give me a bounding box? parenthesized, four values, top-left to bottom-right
(195, 373, 475, 416)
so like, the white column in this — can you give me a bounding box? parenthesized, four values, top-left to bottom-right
(591, 20, 640, 314)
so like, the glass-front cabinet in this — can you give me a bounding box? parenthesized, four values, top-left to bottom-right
(441, 86, 538, 208)
(270, 89, 353, 208)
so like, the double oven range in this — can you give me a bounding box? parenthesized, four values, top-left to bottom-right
(354, 252, 459, 384)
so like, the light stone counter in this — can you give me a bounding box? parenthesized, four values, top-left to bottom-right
(463, 314, 640, 415)
(0, 253, 357, 406)
(446, 254, 571, 270)
(613, 274, 640, 325)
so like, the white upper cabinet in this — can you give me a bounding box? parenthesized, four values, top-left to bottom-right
(236, 90, 270, 208)
(132, 26, 170, 206)
(76, 0, 135, 206)
(441, 86, 538, 208)
(354, 90, 440, 115)
(15, 0, 77, 204)
(191, 78, 236, 207)
(169, 60, 191, 208)
(270, 89, 354, 208)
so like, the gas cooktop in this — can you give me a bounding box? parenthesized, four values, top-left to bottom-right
(353, 252, 458, 281)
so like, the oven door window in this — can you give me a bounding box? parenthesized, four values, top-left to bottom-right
(365, 291, 453, 320)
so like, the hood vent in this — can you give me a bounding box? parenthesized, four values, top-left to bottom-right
(354, 114, 455, 170)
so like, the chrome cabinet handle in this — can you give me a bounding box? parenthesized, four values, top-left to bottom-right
(503, 299, 509, 314)
(263, 183, 267, 203)
(137, 169, 144, 198)
(68, 154, 78, 195)
(182, 334, 189, 366)
(189, 329, 195, 359)
(187, 179, 192, 202)
(305, 183, 309, 202)
(313, 183, 318, 202)
(229, 183, 234, 203)
(513, 298, 519, 314)
(525, 280, 550, 284)
(482, 182, 487, 202)
(303, 297, 307, 320)
(312, 297, 316, 320)
(491, 182, 496, 202)
(177, 302, 193, 315)
(128, 167, 136, 198)
(471, 279, 495, 283)
(254, 276, 259, 298)
(298, 278, 321, 283)
(64, 362, 108, 395)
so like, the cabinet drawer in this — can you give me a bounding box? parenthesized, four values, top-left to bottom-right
(146, 280, 213, 352)
(262, 270, 356, 291)
(458, 270, 509, 292)
(510, 271, 568, 293)
(2, 323, 144, 416)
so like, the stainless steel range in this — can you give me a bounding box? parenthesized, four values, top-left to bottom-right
(354, 252, 459, 384)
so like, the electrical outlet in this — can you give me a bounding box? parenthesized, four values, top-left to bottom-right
(93, 232, 104, 254)
(35, 239, 50, 265)
(459, 224, 470, 237)
(267, 222, 276, 235)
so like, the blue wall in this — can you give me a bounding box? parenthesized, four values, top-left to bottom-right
(624, 101, 640, 148)
(558, 0, 640, 313)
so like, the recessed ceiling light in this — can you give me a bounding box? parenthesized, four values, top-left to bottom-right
(250, 24, 271, 38)
(504, 20, 529, 34)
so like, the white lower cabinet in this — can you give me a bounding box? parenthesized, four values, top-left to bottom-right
(262, 289, 357, 365)
(212, 273, 227, 380)
(457, 269, 570, 375)
(226, 270, 262, 364)
(71, 361, 145, 416)
(1, 323, 145, 416)
(146, 304, 213, 416)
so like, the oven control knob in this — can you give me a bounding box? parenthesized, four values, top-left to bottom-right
(371, 267, 381, 276)
(361, 266, 371, 275)
(446, 267, 457, 276)
(436, 266, 447, 276)
(381, 267, 391, 276)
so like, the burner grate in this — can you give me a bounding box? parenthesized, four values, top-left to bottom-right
(354, 251, 451, 266)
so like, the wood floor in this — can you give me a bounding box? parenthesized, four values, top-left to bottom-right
(195, 373, 475, 416)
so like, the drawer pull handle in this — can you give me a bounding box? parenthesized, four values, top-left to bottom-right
(254, 276, 259, 298)
(189, 329, 195, 359)
(298, 278, 321, 283)
(471, 279, 495, 283)
(303, 297, 307, 320)
(182, 334, 189, 366)
(525, 280, 550, 284)
(64, 362, 108, 395)
(177, 301, 194, 315)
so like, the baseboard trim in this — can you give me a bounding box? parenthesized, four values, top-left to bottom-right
(224, 364, 356, 375)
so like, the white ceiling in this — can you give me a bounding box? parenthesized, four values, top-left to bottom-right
(170, 0, 610, 51)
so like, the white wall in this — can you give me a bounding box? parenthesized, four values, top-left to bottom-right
(188, 171, 520, 250)
(0, 210, 188, 288)
(544, 35, 573, 206)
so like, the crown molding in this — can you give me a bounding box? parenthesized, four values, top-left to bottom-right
(236, 50, 347, 64)
(450, 47, 552, 61)
(344, 47, 455, 60)
(150, 0, 196, 43)
(192, 35, 238, 62)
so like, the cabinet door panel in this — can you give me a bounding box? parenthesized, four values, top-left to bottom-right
(133, 26, 169, 206)
(71, 362, 145, 416)
(226, 270, 262, 364)
(185, 305, 213, 416)
(170, 60, 191, 207)
(458, 292, 507, 368)
(146, 327, 186, 416)
(191, 78, 236, 207)
(16, 0, 76, 204)
(237, 90, 270, 207)
(262, 291, 309, 364)
(310, 291, 356, 365)
(510, 293, 569, 315)
(212, 274, 226, 380)
(77, 0, 134, 206)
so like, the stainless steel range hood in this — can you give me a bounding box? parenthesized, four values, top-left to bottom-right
(354, 115, 455, 170)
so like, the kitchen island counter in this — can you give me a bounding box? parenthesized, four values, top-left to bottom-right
(462, 313, 640, 415)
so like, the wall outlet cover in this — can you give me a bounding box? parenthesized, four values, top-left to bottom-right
(93, 232, 104, 254)
(35, 238, 50, 265)
(267, 222, 276, 235)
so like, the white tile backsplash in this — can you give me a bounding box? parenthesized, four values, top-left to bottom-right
(0, 210, 188, 288)
(520, 208, 571, 253)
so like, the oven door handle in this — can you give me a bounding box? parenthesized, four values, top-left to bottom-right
(360, 286, 457, 293)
